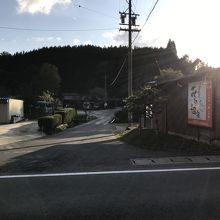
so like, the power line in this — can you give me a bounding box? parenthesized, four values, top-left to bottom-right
(73, 3, 118, 20)
(132, 0, 160, 44)
(131, 0, 138, 14)
(0, 26, 118, 32)
(113, 0, 160, 90)
(110, 57, 127, 86)
(110, 48, 178, 85)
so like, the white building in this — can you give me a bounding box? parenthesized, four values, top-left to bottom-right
(0, 98, 24, 124)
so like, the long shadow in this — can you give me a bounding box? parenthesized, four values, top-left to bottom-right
(0, 122, 39, 137)
(0, 141, 131, 174)
(0, 138, 144, 174)
(0, 134, 116, 152)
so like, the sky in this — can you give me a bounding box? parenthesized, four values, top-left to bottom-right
(1, 0, 220, 67)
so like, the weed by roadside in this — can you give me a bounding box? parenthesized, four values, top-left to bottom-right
(118, 128, 220, 156)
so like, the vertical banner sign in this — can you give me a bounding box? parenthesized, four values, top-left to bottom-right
(188, 80, 212, 128)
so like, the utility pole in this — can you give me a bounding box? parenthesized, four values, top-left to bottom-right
(119, 0, 140, 122)
(104, 73, 107, 102)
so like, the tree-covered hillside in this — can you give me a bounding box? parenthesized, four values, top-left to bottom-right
(0, 41, 209, 102)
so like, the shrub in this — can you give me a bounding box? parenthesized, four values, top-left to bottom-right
(55, 108, 76, 124)
(38, 114, 62, 133)
(55, 123, 68, 132)
(74, 113, 88, 124)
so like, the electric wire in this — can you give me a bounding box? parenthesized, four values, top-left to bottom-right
(73, 3, 118, 20)
(0, 26, 118, 32)
(110, 48, 179, 85)
(111, 0, 160, 87)
(132, 0, 160, 44)
(110, 56, 127, 86)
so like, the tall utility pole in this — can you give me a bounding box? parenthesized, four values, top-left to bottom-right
(119, 0, 140, 122)
(104, 73, 107, 102)
(128, 0, 132, 97)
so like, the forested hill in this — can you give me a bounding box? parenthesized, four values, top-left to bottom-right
(0, 41, 207, 101)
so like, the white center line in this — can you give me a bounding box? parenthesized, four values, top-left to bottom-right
(1, 166, 220, 179)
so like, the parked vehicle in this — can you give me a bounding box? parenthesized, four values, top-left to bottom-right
(83, 101, 92, 110)
(36, 101, 53, 116)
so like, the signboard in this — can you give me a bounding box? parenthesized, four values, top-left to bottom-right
(188, 80, 212, 128)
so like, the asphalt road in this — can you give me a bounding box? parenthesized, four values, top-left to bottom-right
(1, 109, 220, 219)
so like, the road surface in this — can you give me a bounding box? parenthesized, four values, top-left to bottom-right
(0, 109, 220, 219)
(0, 120, 44, 146)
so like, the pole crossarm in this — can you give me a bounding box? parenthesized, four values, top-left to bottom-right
(119, 28, 140, 32)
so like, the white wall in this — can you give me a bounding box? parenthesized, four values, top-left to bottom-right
(9, 99, 24, 119)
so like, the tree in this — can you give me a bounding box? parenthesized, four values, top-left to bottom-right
(154, 68, 183, 83)
(38, 90, 58, 114)
(89, 87, 105, 100)
(34, 63, 61, 96)
(0, 86, 9, 97)
(179, 55, 208, 74)
(0, 45, 212, 100)
(124, 85, 167, 133)
(38, 90, 55, 103)
(166, 39, 177, 56)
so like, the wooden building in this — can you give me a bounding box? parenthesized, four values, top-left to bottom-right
(157, 69, 220, 143)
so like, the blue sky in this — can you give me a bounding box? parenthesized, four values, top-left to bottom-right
(1, 0, 220, 67)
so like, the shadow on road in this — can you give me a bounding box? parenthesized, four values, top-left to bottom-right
(0, 135, 165, 174)
(0, 134, 116, 152)
(0, 122, 40, 136)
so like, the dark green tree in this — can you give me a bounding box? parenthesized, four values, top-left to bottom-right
(34, 63, 61, 96)
(124, 85, 167, 133)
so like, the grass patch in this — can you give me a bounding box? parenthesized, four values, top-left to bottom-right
(55, 123, 68, 132)
(119, 128, 220, 155)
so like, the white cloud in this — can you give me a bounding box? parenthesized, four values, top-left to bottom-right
(102, 30, 127, 47)
(27, 37, 62, 42)
(84, 40, 92, 45)
(102, 30, 152, 48)
(17, 0, 71, 14)
(56, 37, 62, 41)
(73, 38, 81, 45)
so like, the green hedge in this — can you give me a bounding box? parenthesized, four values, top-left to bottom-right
(38, 114, 62, 133)
(55, 108, 76, 124)
(74, 113, 88, 124)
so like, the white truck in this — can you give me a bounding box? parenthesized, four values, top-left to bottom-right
(0, 98, 24, 124)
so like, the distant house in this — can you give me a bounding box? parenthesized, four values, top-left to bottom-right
(62, 93, 83, 108)
(156, 69, 220, 143)
(0, 98, 24, 124)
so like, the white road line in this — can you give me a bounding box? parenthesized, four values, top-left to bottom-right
(1, 166, 220, 179)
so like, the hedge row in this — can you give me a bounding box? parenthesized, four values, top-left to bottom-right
(38, 114, 62, 133)
(38, 108, 76, 133)
(55, 108, 76, 124)
(74, 113, 88, 124)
